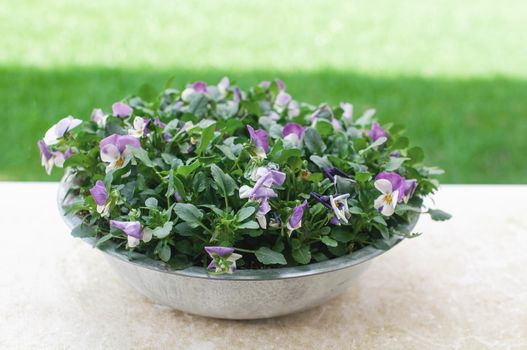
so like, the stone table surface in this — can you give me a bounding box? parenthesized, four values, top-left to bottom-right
(1, 183, 526, 350)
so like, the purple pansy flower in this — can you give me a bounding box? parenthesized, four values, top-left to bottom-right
(112, 102, 133, 118)
(91, 108, 107, 128)
(310, 192, 351, 225)
(370, 122, 388, 142)
(247, 125, 269, 157)
(128, 117, 150, 138)
(282, 123, 305, 138)
(37, 140, 70, 175)
(390, 151, 400, 158)
(110, 220, 152, 248)
(373, 172, 406, 216)
(287, 200, 308, 236)
(282, 122, 305, 148)
(154, 118, 171, 141)
(90, 180, 109, 216)
(181, 81, 208, 101)
(274, 91, 292, 113)
(309, 105, 332, 123)
(403, 179, 417, 203)
(217, 77, 230, 96)
(43, 116, 82, 145)
(240, 166, 286, 228)
(322, 167, 350, 183)
(340, 103, 353, 121)
(205, 246, 242, 274)
(260, 79, 285, 90)
(99, 134, 141, 173)
(375, 172, 406, 202)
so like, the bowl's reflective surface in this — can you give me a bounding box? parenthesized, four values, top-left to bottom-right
(59, 179, 415, 319)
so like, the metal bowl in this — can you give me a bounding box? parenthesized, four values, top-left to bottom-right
(58, 178, 417, 319)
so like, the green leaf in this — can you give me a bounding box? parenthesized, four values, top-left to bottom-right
(408, 146, 425, 164)
(330, 227, 355, 243)
(95, 233, 114, 247)
(314, 119, 333, 137)
(360, 137, 387, 154)
(63, 153, 92, 168)
(145, 197, 158, 208)
(428, 209, 452, 221)
(254, 247, 287, 265)
(292, 245, 311, 264)
(129, 147, 155, 167)
(384, 157, 409, 171)
(310, 155, 333, 169)
(176, 159, 200, 178)
(195, 123, 216, 155)
(188, 93, 208, 117)
(236, 207, 256, 222)
(320, 236, 338, 247)
(237, 221, 259, 229)
(174, 203, 203, 228)
(210, 164, 237, 197)
(354, 172, 372, 183)
(303, 128, 327, 154)
(275, 148, 302, 163)
(71, 223, 96, 238)
(152, 222, 173, 239)
(174, 222, 195, 236)
(215, 144, 237, 160)
(158, 244, 171, 262)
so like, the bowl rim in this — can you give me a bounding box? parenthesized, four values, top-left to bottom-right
(58, 175, 418, 281)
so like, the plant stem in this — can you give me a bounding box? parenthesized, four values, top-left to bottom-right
(234, 247, 256, 253)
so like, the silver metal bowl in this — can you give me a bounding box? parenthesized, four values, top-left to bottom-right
(58, 178, 417, 319)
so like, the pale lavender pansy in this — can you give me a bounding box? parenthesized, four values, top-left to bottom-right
(247, 125, 269, 157)
(260, 79, 285, 90)
(181, 81, 208, 102)
(128, 117, 150, 138)
(205, 246, 242, 274)
(43, 116, 82, 145)
(287, 200, 308, 236)
(99, 134, 141, 173)
(109, 220, 152, 247)
(373, 172, 406, 216)
(91, 108, 107, 128)
(370, 122, 388, 142)
(375, 172, 405, 202)
(340, 103, 353, 121)
(89, 180, 110, 216)
(288, 100, 300, 118)
(240, 166, 286, 228)
(112, 102, 133, 118)
(331, 118, 342, 131)
(37, 140, 70, 175)
(282, 122, 305, 147)
(309, 105, 332, 123)
(274, 91, 292, 113)
(217, 77, 230, 96)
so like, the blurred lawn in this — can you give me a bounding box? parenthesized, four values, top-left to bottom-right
(0, 0, 525, 182)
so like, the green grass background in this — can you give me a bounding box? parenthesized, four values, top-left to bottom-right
(1, 0, 525, 182)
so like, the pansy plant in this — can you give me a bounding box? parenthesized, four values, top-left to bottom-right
(42, 78, 449, 274)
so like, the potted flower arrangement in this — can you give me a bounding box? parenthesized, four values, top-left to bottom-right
(40, 78, 450, 319)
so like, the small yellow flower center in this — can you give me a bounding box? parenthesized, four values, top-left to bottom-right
(384, 193, 393, 204)
(115, 157, 124, 167)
